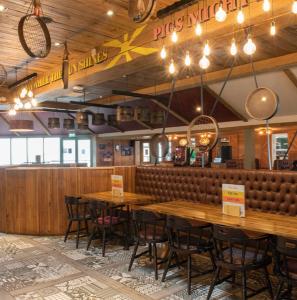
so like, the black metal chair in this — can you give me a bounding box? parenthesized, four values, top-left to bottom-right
(207, 225, 273, 300)
(162, 216, 216, 295)
(87, 201, 129, 257)
(274, 237, 297, 299)
(128, 210, 168, 280)
(64, 196, 91, 248)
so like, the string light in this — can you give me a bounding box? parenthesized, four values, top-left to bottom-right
(237, 9, 245, 24)
(230, 38, 238, 56)
(184, 51, 191, 66)
(199, 56, 210, 69)
(24, 102, 32, 109)
(169, 59, 176, 74)
(20, 88, 27, 99)
(203, 41, 211, 56)
(270, 21, 276, 36)
(160, 46, 167, 59)
(31, 98, 37, 107)
(195, 22, 202, 36)
(215, 4, 227, 22)
(243, 35, 256, 55)
(27, 90, 34, 98)
(262, 0, 271, 12)
(292, 0, 297, 14)
(171, 30, 178, 43)
(8, 108, 16, 116)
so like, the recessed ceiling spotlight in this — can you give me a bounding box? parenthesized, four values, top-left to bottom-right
(54, 42, 61, 47)
(99, 95, 103, 99)
(0, 4, 7, 12)
(107, 10, 114, 16)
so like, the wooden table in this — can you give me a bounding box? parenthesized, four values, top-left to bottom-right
(81, 191, 154, 206)
(137, 201, 297, 239)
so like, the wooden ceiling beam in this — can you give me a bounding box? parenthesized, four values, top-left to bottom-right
(205, 86, 248, 122)
(283, 69, 297, 90)
(31, 112, 52, 136)
(0, 115, 20, 136)
(135, 120, 153, 130)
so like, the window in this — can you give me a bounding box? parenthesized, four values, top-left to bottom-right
(272, 133, 289, 162)
(142, 142, 150, 163)
(11, 138, 27, 165)
(63, 140, 76, 164)
(78, 139, 91, 166)
(0, 139, 11, 165)
(44, 138, 60, 164)
(27, 138, 43, 163)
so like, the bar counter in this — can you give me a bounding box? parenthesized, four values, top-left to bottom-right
(0, 166, 135, 235)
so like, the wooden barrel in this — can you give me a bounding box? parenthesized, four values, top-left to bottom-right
(48, 117, 60, 129)
(76, 112, 88, 125)
(150, 111, 164, 125)
(92, 113, 105, 126)
(116, 106, 134, 122)
(134, 107, 150, 122)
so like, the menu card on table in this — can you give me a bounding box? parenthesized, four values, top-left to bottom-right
(222, 184, 245, 217)
(111, 175, 124, 197)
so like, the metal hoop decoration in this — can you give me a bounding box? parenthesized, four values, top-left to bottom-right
(187, 115, 219, 153)
(128, 0, 156, 23)
(150, 134, 169, 159)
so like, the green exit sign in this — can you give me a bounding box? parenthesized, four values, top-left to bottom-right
(68, 133, 76, 138)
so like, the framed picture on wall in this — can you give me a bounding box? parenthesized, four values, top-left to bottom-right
(121, 146, 132, 156)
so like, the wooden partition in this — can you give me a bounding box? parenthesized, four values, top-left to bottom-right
(0, 166, 136, 235)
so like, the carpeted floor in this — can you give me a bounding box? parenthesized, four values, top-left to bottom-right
(0, 233, 289, 300)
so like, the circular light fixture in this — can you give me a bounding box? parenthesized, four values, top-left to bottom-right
(199, 56, 210, 69)
(107, 10, 114, 16)
(171, 30, 178, 43)
(169, 59, 176, 74)
(184, 51, 191, 66)
(179, 138, 188, 147)
(237, 9, 245, 24)
(215, 4, 227, 22)
(243, 35, 256, 55)
(8, 108, 16, 116)
(24, 102, 32, 109)
(196, 106, 202, 112)
(0, 4, 7, 12)
(195, 23, 202, 36)
(160, 46, 167, 59)
(230, 38, 238, 56)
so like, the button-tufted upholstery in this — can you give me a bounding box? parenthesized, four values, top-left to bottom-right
(136, 167, 297, 216)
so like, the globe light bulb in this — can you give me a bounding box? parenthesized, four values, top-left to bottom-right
(199, 55, 210, 69)
(243, 35, 256, 55)
(230, 38, 238, 56)
(169, 59, 176, 74)
(215, 4, 227, 22)
(184, 51, 191, 66)
(24, 102, 32, 109)
(270, 21, 276, 36)
(237, 9, 245, 24)
(160, 46, 167, 60)
(31, 98, 37, 107)
(195, 22, 202, 36)
(14, 97, 21, 104)
(27, 90, 34, 98)
(293, 1, 297, 14)
(171, 30, 178, 43)
(203, 41, 211, 56)
(14, 103, 19, 110)
(20, 88, 27, 99)
(8, 108, 16, 116)
(18, 102, 24, 109)
(263, 0, 271, 12)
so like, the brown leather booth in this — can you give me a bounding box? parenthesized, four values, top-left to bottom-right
(136, 167, 297, 216)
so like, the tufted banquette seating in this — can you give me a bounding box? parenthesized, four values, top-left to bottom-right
(135, 167, 297, 216)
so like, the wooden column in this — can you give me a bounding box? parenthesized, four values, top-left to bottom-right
(244, 128, 256, 169)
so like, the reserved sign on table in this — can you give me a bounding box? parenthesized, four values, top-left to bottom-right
(111, 175, 124, 197)
(222, 184, 245, 217)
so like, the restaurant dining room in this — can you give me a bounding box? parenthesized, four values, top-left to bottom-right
(0, 0, 297, 299)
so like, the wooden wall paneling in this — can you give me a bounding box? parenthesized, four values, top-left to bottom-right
(288, 129, 297, 160)
(77, 168, 114, 194)
(113, 141, 135, 166)
(114, 166, 136, 193)
(0, 169, 6, 232)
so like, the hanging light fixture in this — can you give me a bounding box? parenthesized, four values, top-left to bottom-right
(24, 102, 32, 109)
(293, 0, 297, 14)
(48, 117, 60, 129)
(184, 51, 191, 66)
(262, 0, 271, 12)
(237, 8, 245, 24)
(195, 22, 202, 36)
(160, 46, 167, 59)
(203, 41, 211, 56)
(230, 38, 238, 56)
(63, 118, 75, 130)
(215, 4, 227, 22)
(199, 56, 210, 69)
(169, 59, 176, 74)
(243, 35, 256, 55)
(270, 21, 276, 35)
(31, 98, 37, 107)
(171, 30, 178, 43)
(8, 107, 16, 116)
(20, 87, 27, 99)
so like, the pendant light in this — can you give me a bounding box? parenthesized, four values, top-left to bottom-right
(270, 21, 276, 35)
(171, 30, 178, 43)
(243, 35, 256, 55)
(195, 23, 202, 36)
(184, 51, 191, 66)
(203, 41, 211, 56)
(237, 8, 245, 24)
(24, 102, 32, 109)
(63, 118, 75, 130)
(169, 59, 176, 74)
(293, 1, 297, 14)
(8, 107, 16, 116)
(230, 38, 238, 56)
(48, 117, 60, 129)
(215, 4, 227, 22)
(199, 56, 210, 69)
(262, 0, 271, 12)
(160, 46, 167, 59)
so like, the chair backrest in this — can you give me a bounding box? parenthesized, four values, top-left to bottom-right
(275, 236, 297, 279)
(132, 210, 166, 241)
(166, 216, 210, 250)
(65, 196, 85, 219)
(213, 225, 269, 265)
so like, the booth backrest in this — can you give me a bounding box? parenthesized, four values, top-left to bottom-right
(136, 167, 297, 216)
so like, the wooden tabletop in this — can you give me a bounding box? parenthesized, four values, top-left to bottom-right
(137, 201, 297, 239)
(81, 191, 154, 205)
